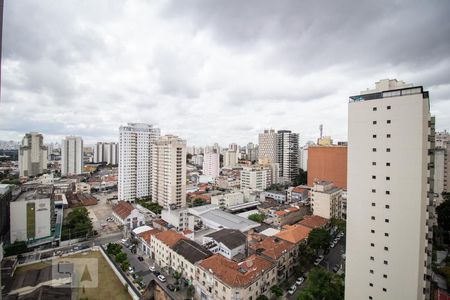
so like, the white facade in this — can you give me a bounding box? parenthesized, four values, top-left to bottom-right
(202, 150, 220, 178)
(10, 198, 52, 242)
(210, 191, 245, 208)
(118, 123, 160, 202)
(94, 142, 118, 165)
(19, 132, 48, 177)
(61, 136, 83, 176)
(258, 129, 278, 164)
(161, 207, 191, 231)
(311, 181, 343, 219)
(345, 79, 433, 300)
(277, 130, 299, 183)
(240, 166, 268, 191)
(151, 135, 187, 209)
(223, 150, 238, 168)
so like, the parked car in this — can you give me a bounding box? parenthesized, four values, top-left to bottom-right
(149, 266, 156, 272)
(157, 275, 166, 282)
(128, 266, 134, 274)
(333, 264, 340, 273)
(137, 256, 144, 261)
(287, 285, 297, 295)
(167, 284, 176, 291)
(296, 277, 305, 286)
(153, 270, 161, 276)
(132, 273, 138, 280)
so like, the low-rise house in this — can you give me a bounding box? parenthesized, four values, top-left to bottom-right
(262, 191, 287, 204)
(75, 182, 91, 194)
(161, 207, 191, 231)
(249, 236, 296, 282)
(275, 224, 311, 253)
(265, 206, 304, 227)
(298, 215, 330, 230)
(151, 230, 186, 270)
(311, 181, 344, 219)
(171, 239, 212, 283)
(287, 186, 310, 203)
(210, 191, 244, 208)
(195, 254, 276, 300)
(203, 229, 247, 260)
(134, 227, 161, 257)
(112, 201, 145, 230)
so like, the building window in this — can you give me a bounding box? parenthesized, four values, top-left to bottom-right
(372, 189, 376, 193)
(372, 175, 376, 179)
(384, 247, 389, 251)
(370, 256, 374, 261)
(384, 260, 388, 265)
(373, 121, 377, 125)
(386, 176, 390, 180)
(371, 229, 375, 233)
(373, 107, 377, 111)
(386, 148, 391, 152)
(370, 243, 375, 247)
(385, 233, 389, 237)
(386, 162, 391, 166)
(386, 191, 390, 195)
(383, 274, 388, 278)
(387, 134, 391, 138)
(372, 148, 377, 152)
(370, 269, 374, 274)
(371, 216, 375, 220)
(387, 106, 391, 110)
(383, 288, 387, 292)
(372, 162, 377, 166)
(372, 203, 376, 207)
(373, 134, 377, 138)
(387, 120, 391, 124)
(369, 297, 373, 300)
(385, 205, 390, 209)
(385, 219, 389, 223)
(369, 283, 373, 287)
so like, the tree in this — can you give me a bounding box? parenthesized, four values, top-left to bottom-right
(271, 285, 283, 298)
(193, 198, 206, 207)
(61, 207, 93, 240)
(308, 228, 332, 252)
(106, 243, 122, 256)
(115, 252, 127, 264)
(331, 218, 346, 233)
(4, 241, 28, 256)
(121, 260, 130, 271)
(437, 198, 450, 231)
(297, 267, 344, 300)
(292, 168, 307, 186)
(248, 213, 265, 223)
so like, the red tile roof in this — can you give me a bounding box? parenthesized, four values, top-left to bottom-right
(154, 230, 186, 248)
(139, 229, 161, 244)
(298, 215, 329, 229)
(292, 186, 307, 193)
(249, 236, 294, 260)
(199, 254, 274, 287)
(275, 225, 311, 244)
(113, 201, 134, 219)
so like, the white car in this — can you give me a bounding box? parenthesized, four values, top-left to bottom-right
(149, 265, 156, 272)
(287, 285, 297, 295)
(296, 277, 305, 286)
(157, 274, 166, 282)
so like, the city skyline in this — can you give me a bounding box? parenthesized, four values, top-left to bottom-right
(1, 1, 450, 146)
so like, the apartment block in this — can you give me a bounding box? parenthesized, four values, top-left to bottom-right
(61, 136, 83, 176)
(258, 129, 278, 164)
(202, 149, 220, 178)
(277, 130, 299, 183)
(345, 79, 433, 300)
(311, 181, 345, 220)
(19, 132, 48, 177)
(93, 142, 118, 165)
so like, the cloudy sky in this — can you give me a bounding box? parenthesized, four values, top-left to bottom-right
(1, 0, 450, 147)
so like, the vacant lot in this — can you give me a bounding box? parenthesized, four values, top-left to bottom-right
(15, 250, 131, 300)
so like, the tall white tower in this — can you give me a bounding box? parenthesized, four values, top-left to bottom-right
(118, 123, 160, 202)
(345, 79, 433, 300)
(61, 136, 83, 176)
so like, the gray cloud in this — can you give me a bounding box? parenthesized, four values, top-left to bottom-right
(1, 0, 449, 147)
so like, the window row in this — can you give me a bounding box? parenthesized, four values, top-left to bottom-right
(372, 134, 391, 138)
(372, 106, 391, 111)
(372, 120, 391, 124)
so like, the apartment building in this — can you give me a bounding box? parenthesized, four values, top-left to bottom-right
(240, 166, 268, 191)
(195, 254, 276, 300)
(19, 132, 48, 177)
(277, 130, 299, 183)
(202, 149, 220, 178)
(170, 239, 212, 283)
(345, 79, 433, 300)
(210, 191, 245, 208)
(151, 230, 186, 269)
(151, 135, 187, 209)
(93, 142, 118, 165)
(223, 150, 239, 168)
(258, 129, 278, 164)
(311, 181, 344, 220)
(61, 136, 83, 176)
(118, 123, 160, 202)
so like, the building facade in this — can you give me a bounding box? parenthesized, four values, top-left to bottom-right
(258, 129, 278, 164)
(151, 135, 187, 209)
(223, 150, 239, 168)
(240, 166, 268, 191)
(311, 181, 344, 220)
(307, 145, 348, 189)
(19, 132, 48, 177)
(345, 79, 433, 300)
(61, 136, 83, 176)
(202, 150, 220, 178)
(118, 123, 160, 202)
(93, 142, 118, 165)
(277, 130, 299, 183)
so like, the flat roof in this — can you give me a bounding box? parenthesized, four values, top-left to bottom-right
(200, 209, 259, 232)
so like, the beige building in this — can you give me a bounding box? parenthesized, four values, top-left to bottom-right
(346, 79, 433, 300)
(240, 166, 268, 191)
(210, 191, 244, 208)
(19, 132, 48, 177)
(61, 136, 83, 176)
(151, 135, 187, 209)
(311, 181, 344, 220)
(258, 129, 278, 164)
(223, 150, 239, 168)
(170, 239, 212, 283)
(196, 254, 276, 300)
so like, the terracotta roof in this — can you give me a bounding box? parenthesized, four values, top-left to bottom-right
(298, 215, 329, 229)
(249, 236, 294, 260)
(113, 201, 134, 219)
(275, 225, 311, 244)
(199, 254, 274, 287)
(275, 210, 287, 216)
(139, 229, 161, 244)
(154, 230, 186, 248)
(292, 186, 308, 193)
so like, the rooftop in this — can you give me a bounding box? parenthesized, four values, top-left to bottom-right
(200, 209, 259, 232)
(249, 236, 294, 260)
(112, 201, 134, 219)
(275, 225, 311, 244)
(298, 215, 329, 229)
(198, 254, 274, 288)
(138, 228, 161, 243)
(205, 229, 247, 249)
(171, 239, 212, 264)
(154, 230, 186, 247)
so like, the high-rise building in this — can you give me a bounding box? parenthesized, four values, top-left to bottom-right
(229, 143, 238, 152)
(223, 150, 239, 168)
(202, 150, 220, 178)
(151, 135, 187, 209)
(258, 129, 278, 164)
(118, 123, 160, 202)
(299, 141, 314, 171)
(61, 136, 83, 176)
(94, 142, 119, 165)
(345, 79, 433, 300)
(277, 130, 299, 183)
(18, 132, 48, 177)
(307, 144, 348, 189)
(433, 131, 450, 204)
(240, 166, 268, 191)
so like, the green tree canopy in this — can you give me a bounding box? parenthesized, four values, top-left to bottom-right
(297, 267, 344, 300)
(271, 285, 283, 298)
(248, 213, 265, 223)
(437, 196, 450, 231)
(61, 207, 93, 240)
(115, 252, 127, 264)
(308, 228, 332, 252)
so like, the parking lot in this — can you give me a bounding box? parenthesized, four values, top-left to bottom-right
(87, 192, 120, 235)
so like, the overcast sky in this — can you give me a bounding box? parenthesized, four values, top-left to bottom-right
(1, 0, 450, 147)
